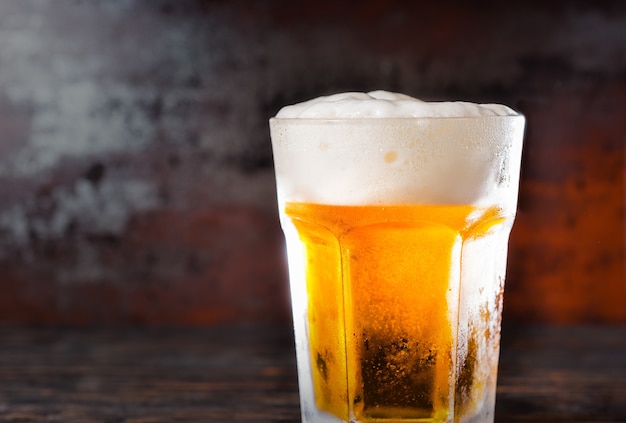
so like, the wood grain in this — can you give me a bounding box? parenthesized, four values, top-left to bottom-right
(0, 325, 624, 422)
(497, 325, 626, 422)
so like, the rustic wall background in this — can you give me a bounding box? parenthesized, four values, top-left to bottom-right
(0, 0, 623, 325)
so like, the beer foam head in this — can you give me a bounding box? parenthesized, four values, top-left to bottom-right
(270, 91, 524, 209)
(275, 90, 518, 119)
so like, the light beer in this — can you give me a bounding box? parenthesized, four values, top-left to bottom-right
(270, 91, 525, 423)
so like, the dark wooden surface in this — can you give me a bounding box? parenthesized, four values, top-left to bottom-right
(0, 325, 624, 422)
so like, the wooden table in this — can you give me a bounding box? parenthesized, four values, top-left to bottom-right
(0, 325, 624, 422)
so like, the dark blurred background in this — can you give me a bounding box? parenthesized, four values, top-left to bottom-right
(0, 0, 623, 326)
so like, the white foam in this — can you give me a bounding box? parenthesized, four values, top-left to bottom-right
(275, 90, 518, 119)
(270, 91, 524, 209)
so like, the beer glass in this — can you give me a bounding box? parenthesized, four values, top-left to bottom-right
(270, 113, 525, 423)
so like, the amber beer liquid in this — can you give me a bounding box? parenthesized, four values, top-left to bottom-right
(270, 92, 525, 423)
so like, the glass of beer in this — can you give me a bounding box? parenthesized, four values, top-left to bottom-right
(269, 91, 525, 423)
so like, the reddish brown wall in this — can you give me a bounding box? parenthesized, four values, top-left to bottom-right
(0, 0, 623, 325)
